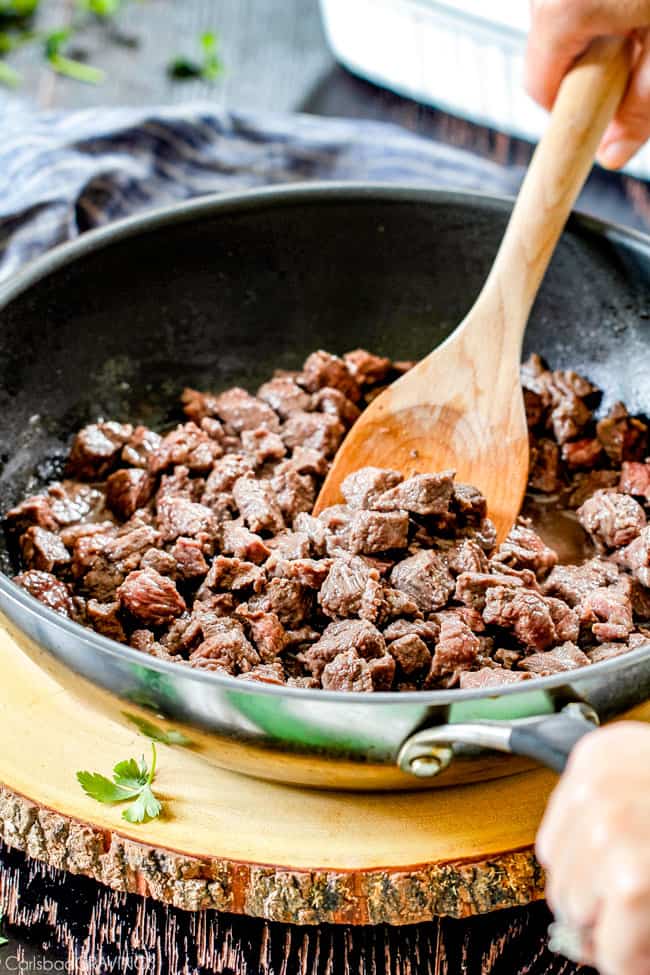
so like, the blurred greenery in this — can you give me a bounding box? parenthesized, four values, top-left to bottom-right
(0, 0, 223, 87)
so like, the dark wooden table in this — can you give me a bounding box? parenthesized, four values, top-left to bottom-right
(0, 1, 633, 970)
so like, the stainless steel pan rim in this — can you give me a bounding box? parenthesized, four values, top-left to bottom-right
(2, 181, 650, 711)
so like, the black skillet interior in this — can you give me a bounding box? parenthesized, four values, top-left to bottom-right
(1, 186, 650, 576)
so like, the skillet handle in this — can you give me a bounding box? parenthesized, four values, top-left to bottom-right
(398, 703, 599, 779)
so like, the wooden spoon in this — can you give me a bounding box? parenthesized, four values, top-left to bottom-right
(314, 38, 631, 540)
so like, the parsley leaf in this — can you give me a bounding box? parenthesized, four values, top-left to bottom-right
(77, 744, 162, 823)
(0, 910, 8, 947)
(122, 711, 192, 747)
(168, 30, 223, 82)
(44, 27, 105, 84)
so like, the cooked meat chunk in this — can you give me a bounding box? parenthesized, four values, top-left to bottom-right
(321, 649, 395, 691)
(579, 580, 634, 642)
(4, 494, 58, 534)
(232, 476, 285, 534)
(549, 393, 591, 444)
(620, 461, 650, 500)
(149, 422, 222, 475)
(483, 587, 556, 651)
(48, 481, 106, 526)
(597, 402, 648, 463)
(543, 557, 620, 606)
(519, 642, 589, 675)
(86, 599, 126, 642)
(300, 350, 361, 402)
(241, 427, 286, 464)
(248, 578, 313, 627)
(529, 439, 562, 492)
(455, 570, 528, 610)
(257, 377, 311, 418)
(15, 570, 75, 618)
(372, 472, 454, 517)
(428, 614, 481, 680)
(319, 556, 376, 617)
(270, 467, 315, 522)
(492, 522, 558, 577)
(19, 526, 70, 573)
(562, 438, 603, 471)
(348, 509, 409, 554)
(390, 550, 454, 614)
(343, 349, 392, 385)
(156, 496, 219, 546)
(301, 619, 386, 678)
(67, 422, 132, 480)
(577, 489, 645, 550)
(389, 633, 432, 676)
(211, 387, 280, 434)
(122, 426, 163, 469)
(282, 411, 345, 457)
(189, 618, 260, 674)
(118, 568, 186, 626)
(312, 387, 361, 427)
(171, 537, 209, 579)
(614, 526, 650, 587)
(106, 468, 154, 520)
(460, 669, 532, 689)
(447, 539, 489, 576)
(221, 522, 271, 564)
(340, 467, 403, 509)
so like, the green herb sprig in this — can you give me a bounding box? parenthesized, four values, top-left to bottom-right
(168, 31, 222, 81)
(77, 743, 162, 823)
(0, 911, 8, 947)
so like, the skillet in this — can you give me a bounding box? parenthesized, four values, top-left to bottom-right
(1, 183, 650, 791)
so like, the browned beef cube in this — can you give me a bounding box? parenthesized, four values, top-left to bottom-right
(340, 467, 403, 510)
(122, 426, 163, 469)
(529, 439, 562, 493)
(549, 393, 591, 444)
(428, 614, 481, 681)
(543, 557, 620, 606)
(19, 526, 70, 573)
(452, 483, 488, 525)
(241, 427, 286, 464)
(222, 522, 271, 564)
(171, 537, 209, 579)
(620, 461, 650, 500)
(141, 547, 178, 576)
(282, 411, 345, 457)
(562, 438, 604, 471)
(293, 512, 328, 555)
(287, 446, 329, 478)
(579, 580, 634, 642)
(321, 649, 373, 691)
(67, 421, 132, 480)
(493, 522, 558, 577)
(494, 648, 521, 669)
(522, 356, 597, 406)
(104, 523, 161, 566)
(565, 470, 620, 509)
(249, 578, 313, 627)
(524, 388, 545, 429)
(390, 550, 454, 614)
(148, 422, 223, 475)
(106, 468, 154, 520)
(156, 496, 219, 547)
(344, 349, 392, 386)
(302, 619, 386, 678)
(460, 668, 532, 689)
(270, 467, 315, 522)
(455, 570, 528, 610)
(597, 402, 648, 463)
(317, 504, 354, 554)
(300, 350, 361, 402)
(348, 509, 409, 555)
(577, 490, 645, 550)
(266, 530, 312, 561)
(232, 476, 285, 534)
(189, 618, 260, 674)
(483, 587, 556, 651)
(269, 558, 332, 589)
(239, 662, 286, 685)
(546, 597, 580, 643)
(203, 454, 256, 499)
(373, 472, 455, 517)
(118, 568, 186, 626)
(180, 388, 223, 424)
(383, 618, 440, 644)
(203, 555, 266, 593)
(631, 577, 650, 619)
(586, 642, 633, 664)
(48, 481, 107, 526)
(71, 534, 123, 601)
(447, 539, 489, 576)
(4, 494, 58, 534)
(86, 598, 126, 642)
(212, 387, 280, 434)
(312, 387, 360, 427)
(237, 609, 288, 662)
(15, 570, 75, 618)
(156, 465, 201, 502)
(130, 629, 171, 659)
(389, 633, 432, 676)
(520, 642, 590, 676)
(257, 376, 312, 418)
(319, 555, 377, 617)
(614, 526, 650, 587)
(379, 587, 421, 621)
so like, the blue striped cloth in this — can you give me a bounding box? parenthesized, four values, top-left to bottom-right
(0, 100, 521, 282)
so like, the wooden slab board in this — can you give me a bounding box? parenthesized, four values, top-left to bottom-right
(1, 615, 648, 925)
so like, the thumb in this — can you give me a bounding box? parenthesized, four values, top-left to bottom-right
(598, 30, 650, 169)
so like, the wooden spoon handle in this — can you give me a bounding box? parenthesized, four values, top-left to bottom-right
(477, 36, 631, 353)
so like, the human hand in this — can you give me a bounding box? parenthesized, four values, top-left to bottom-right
(526, 0, 650, 169)
(537, 721, 650, 975)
